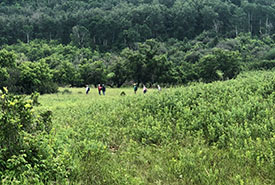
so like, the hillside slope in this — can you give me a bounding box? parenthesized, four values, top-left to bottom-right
(35, 70, 275, 184)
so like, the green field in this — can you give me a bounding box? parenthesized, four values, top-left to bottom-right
(2, 71, 274, 184)
(32, 71, 275, 184)
(1, 1, 275, 184)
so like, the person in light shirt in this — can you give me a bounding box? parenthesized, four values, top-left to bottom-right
(157, 85, 161, 92)
(85, 85, 90, 94)
(143, 85, 147, 94)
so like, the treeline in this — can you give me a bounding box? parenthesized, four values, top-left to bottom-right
(1, 0, 275, 94)
(1, 34, 275, 94)
(0, 0, 274, 50)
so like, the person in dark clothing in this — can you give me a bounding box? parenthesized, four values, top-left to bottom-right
(133, 83, 138, 94)
(102, 84, 106, 95)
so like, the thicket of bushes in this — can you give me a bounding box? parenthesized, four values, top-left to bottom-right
(1, 70, 274, 184)
(0, 49, 58, 94)
(31, 70, 274, 184)
(0, 89, 67, 184)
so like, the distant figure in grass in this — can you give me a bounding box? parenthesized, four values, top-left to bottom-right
(133, 83, 138, 94)
(85, 85, 90, 95)
(143, 85, 147, 94)
(102, 84, 106, 95)
(157, 85, 161, 92)
(98, 84, 102, 95)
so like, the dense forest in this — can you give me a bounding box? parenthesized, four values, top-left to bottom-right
(0, 0, 275, 94)
(1, 0, 275, 49)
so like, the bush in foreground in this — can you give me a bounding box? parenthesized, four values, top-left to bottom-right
(0, 88, 67, 184)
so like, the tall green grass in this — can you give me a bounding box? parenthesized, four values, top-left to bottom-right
(37, 71, 275, 184)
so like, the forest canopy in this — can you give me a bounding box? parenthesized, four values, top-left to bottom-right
(0, 0, 275, 94)
(0, 0, 274, 50)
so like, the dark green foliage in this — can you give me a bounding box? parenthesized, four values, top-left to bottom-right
(2, 34, 275, 89)
(2, 36, 274, 89)
(18, 61, 58, 94)
(180, 61, 200, 83)
(0, 0, 274, 50)
(79, 60, 107, 86)
(122, 39, 179, 85)
(0, 49, 58, 94)
(246, 60, 275, 70)
(0, 49, 16, 68)
(0, 68, 9, 83)
(53, 60, 82, 86)
(184, 50, 203, 64)
(265, 48, 275, 60)
(0, 50, 16, 89)
(197, 49, 241, 82)
(0, 3, 275, 89)
(107, 57, 128, 87)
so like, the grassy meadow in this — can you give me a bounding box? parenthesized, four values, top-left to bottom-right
(35, 71, 275, 185)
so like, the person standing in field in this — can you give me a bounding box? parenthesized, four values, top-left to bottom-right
(98, 84, 102, 95)
(134, 83, 138, 94)
(143, 85, 147, 94)
(85, 85, 90, 95)
(157, 85, 161, 92)
(102, 84, 106, 95)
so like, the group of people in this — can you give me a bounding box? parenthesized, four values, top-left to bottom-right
(133, 84, 148, 94)
(86, 83, 161, 95)
(97, 84, 106, 95)
(134, 84, 161, 94)
(85, 84, 106, 95)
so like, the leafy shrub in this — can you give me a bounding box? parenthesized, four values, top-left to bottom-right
(0, 88, 67, 184)
(62, 89, 72, 94)
(0, 67, 9, 83)
(39, 81, 59, 94)
(216, 38, 241, 51)
(53, 60, 82, 86)
(246, 60, 275, 70)
(18, 61, 58, 94)
(0, 49, 16, 68)
(265, 48, 275, 60)
(33, 71, 275, 184)
(184, 50, 203, 64)
(197, 49, 241, 82)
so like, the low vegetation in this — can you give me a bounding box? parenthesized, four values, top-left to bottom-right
(0, 89, 67, 183)
(2, 71, 273, 184)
